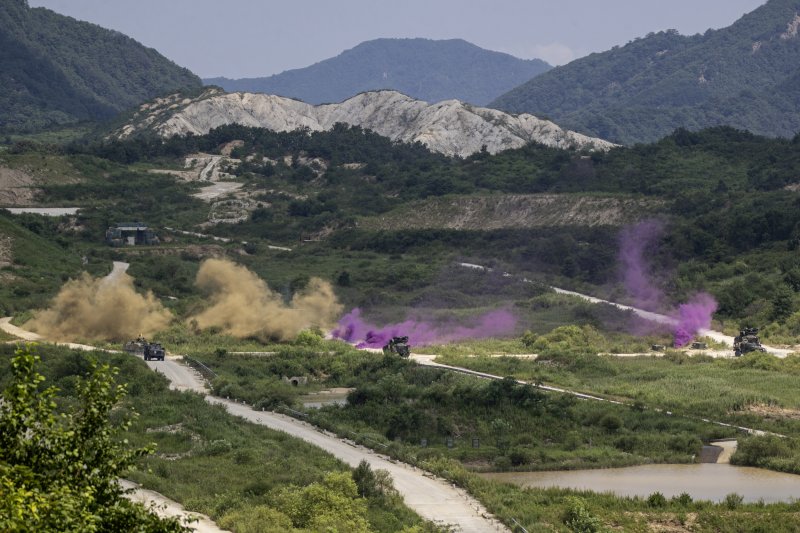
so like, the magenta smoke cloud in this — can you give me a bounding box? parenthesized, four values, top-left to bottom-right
(619, 220, 717, 347)
(332, 308, 517, 348)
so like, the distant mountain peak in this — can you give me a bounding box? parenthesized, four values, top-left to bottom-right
(204, 38, 550, 107)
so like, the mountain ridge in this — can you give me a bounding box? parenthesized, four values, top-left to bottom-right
(0, 0, 202, 132)
(115, 88, 615, 157)
(204, 38, 551, 106)
(490, 0, 800, 144)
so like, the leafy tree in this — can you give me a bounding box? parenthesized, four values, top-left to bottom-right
(272, 471, 372, 533)
(0, 346, 188, 532)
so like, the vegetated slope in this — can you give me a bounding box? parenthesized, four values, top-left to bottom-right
(0, 212, 82, 315)
(490, 0, 800, 144)
(205, 38, 551, 106)
(0, 0, 201, 132)
(115, 89, 616, 157)
(360, 194, 664, 231)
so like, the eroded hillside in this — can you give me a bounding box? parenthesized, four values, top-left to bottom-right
(115, 89, 616, 157)
(360, 194, 663, 231)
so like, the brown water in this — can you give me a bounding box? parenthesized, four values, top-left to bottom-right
(299, 389, 351, 409)
(481, 464, 800, 503)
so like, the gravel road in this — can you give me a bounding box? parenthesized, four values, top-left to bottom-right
(149, 356, 508, 532)
(120, 480, 229, 533)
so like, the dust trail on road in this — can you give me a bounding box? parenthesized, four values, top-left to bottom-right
(190, 258, 341, 341)
(25, 268, 172, 342)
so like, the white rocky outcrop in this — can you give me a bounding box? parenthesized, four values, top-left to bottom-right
(118, 88, 616, 157)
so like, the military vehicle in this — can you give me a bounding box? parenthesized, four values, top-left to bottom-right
(733, 327, 766, 357)
(144, 342, 166, 361)
(383, 336, 411, 357)
(123, 336, 165, 361)
(123, 336, 148, 356)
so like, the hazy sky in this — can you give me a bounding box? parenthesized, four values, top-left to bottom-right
(30, 0, 766, 79)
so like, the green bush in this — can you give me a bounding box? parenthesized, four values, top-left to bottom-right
(647, 492, 667, 508)
(562, 496, 605, 533)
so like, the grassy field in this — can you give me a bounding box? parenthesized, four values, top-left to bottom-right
(7, 335, 800, 531)
(435, 351, 800, 436)
(151, 337, 800, 532)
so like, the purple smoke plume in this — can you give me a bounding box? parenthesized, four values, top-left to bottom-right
(672, 292, 718, 347)
(332, 308, 517, 348)
(619, 219, 665, 311)
(619, 220, 718, 347)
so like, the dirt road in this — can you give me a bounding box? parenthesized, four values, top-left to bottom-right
(147, 356, 209, 393)
(551, 286, 792, 357)
(208, 397, 508, 532)
(120, 480, 229, 533)
(457, 262, 793, 357)
(145, 357, 507, 531)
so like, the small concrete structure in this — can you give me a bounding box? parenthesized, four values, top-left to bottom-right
(106, 222, 159, 246)
(282, 375, 308, 387)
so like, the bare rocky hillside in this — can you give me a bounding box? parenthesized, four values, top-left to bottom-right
(116, 89, 616, 158)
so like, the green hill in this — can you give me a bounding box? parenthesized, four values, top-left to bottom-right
(490, 0, 800, 144)
(0, 0, 201, 132)
(204, 38, 551, 105)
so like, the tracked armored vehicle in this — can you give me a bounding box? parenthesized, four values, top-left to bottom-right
(734, 327, 766, 357)
(383, 336, 410, 357)
(123, 336, 148, 356)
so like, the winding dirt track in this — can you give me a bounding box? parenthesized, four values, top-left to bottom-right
(158, 360, 508, 532)
(1, 320, 507, 533)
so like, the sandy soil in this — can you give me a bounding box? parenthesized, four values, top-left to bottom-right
(0, 166, 39, 206)
(709, 440, 738, 464)
(743, 403, 800, 421)
(0, 234, 11, 267)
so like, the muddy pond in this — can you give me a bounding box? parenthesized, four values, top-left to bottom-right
(481, 463, 800, 503)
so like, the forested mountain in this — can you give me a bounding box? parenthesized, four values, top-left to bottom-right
(491, 0, 800, 144)
(204, 38, 551, 106)
(0, 0, 201, 132)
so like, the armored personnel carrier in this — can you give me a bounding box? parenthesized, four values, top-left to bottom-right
(383, 336, 411, 357)
(123, 336, 148, 356)
(734, 327, 766, 357)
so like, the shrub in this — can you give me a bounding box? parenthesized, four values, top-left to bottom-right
(647, 492, 667, 508)
(724, 492, 744, 509)
(599, 414, 623, 433)
(563, 496, 605, 533)
(672, 492, 693, 506)
(202, 439, 233, 456)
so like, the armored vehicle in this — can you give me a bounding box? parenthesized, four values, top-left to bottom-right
(144, 342, 166, 361)
(383, 336, 410, 357)
(123, 336, 148, 356)
(123, 336, 165, 361)
(734, 327, 766, 357)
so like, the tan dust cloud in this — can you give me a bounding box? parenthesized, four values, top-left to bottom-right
(26, 272, 172, 342)
(190, 258, 342, 341)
